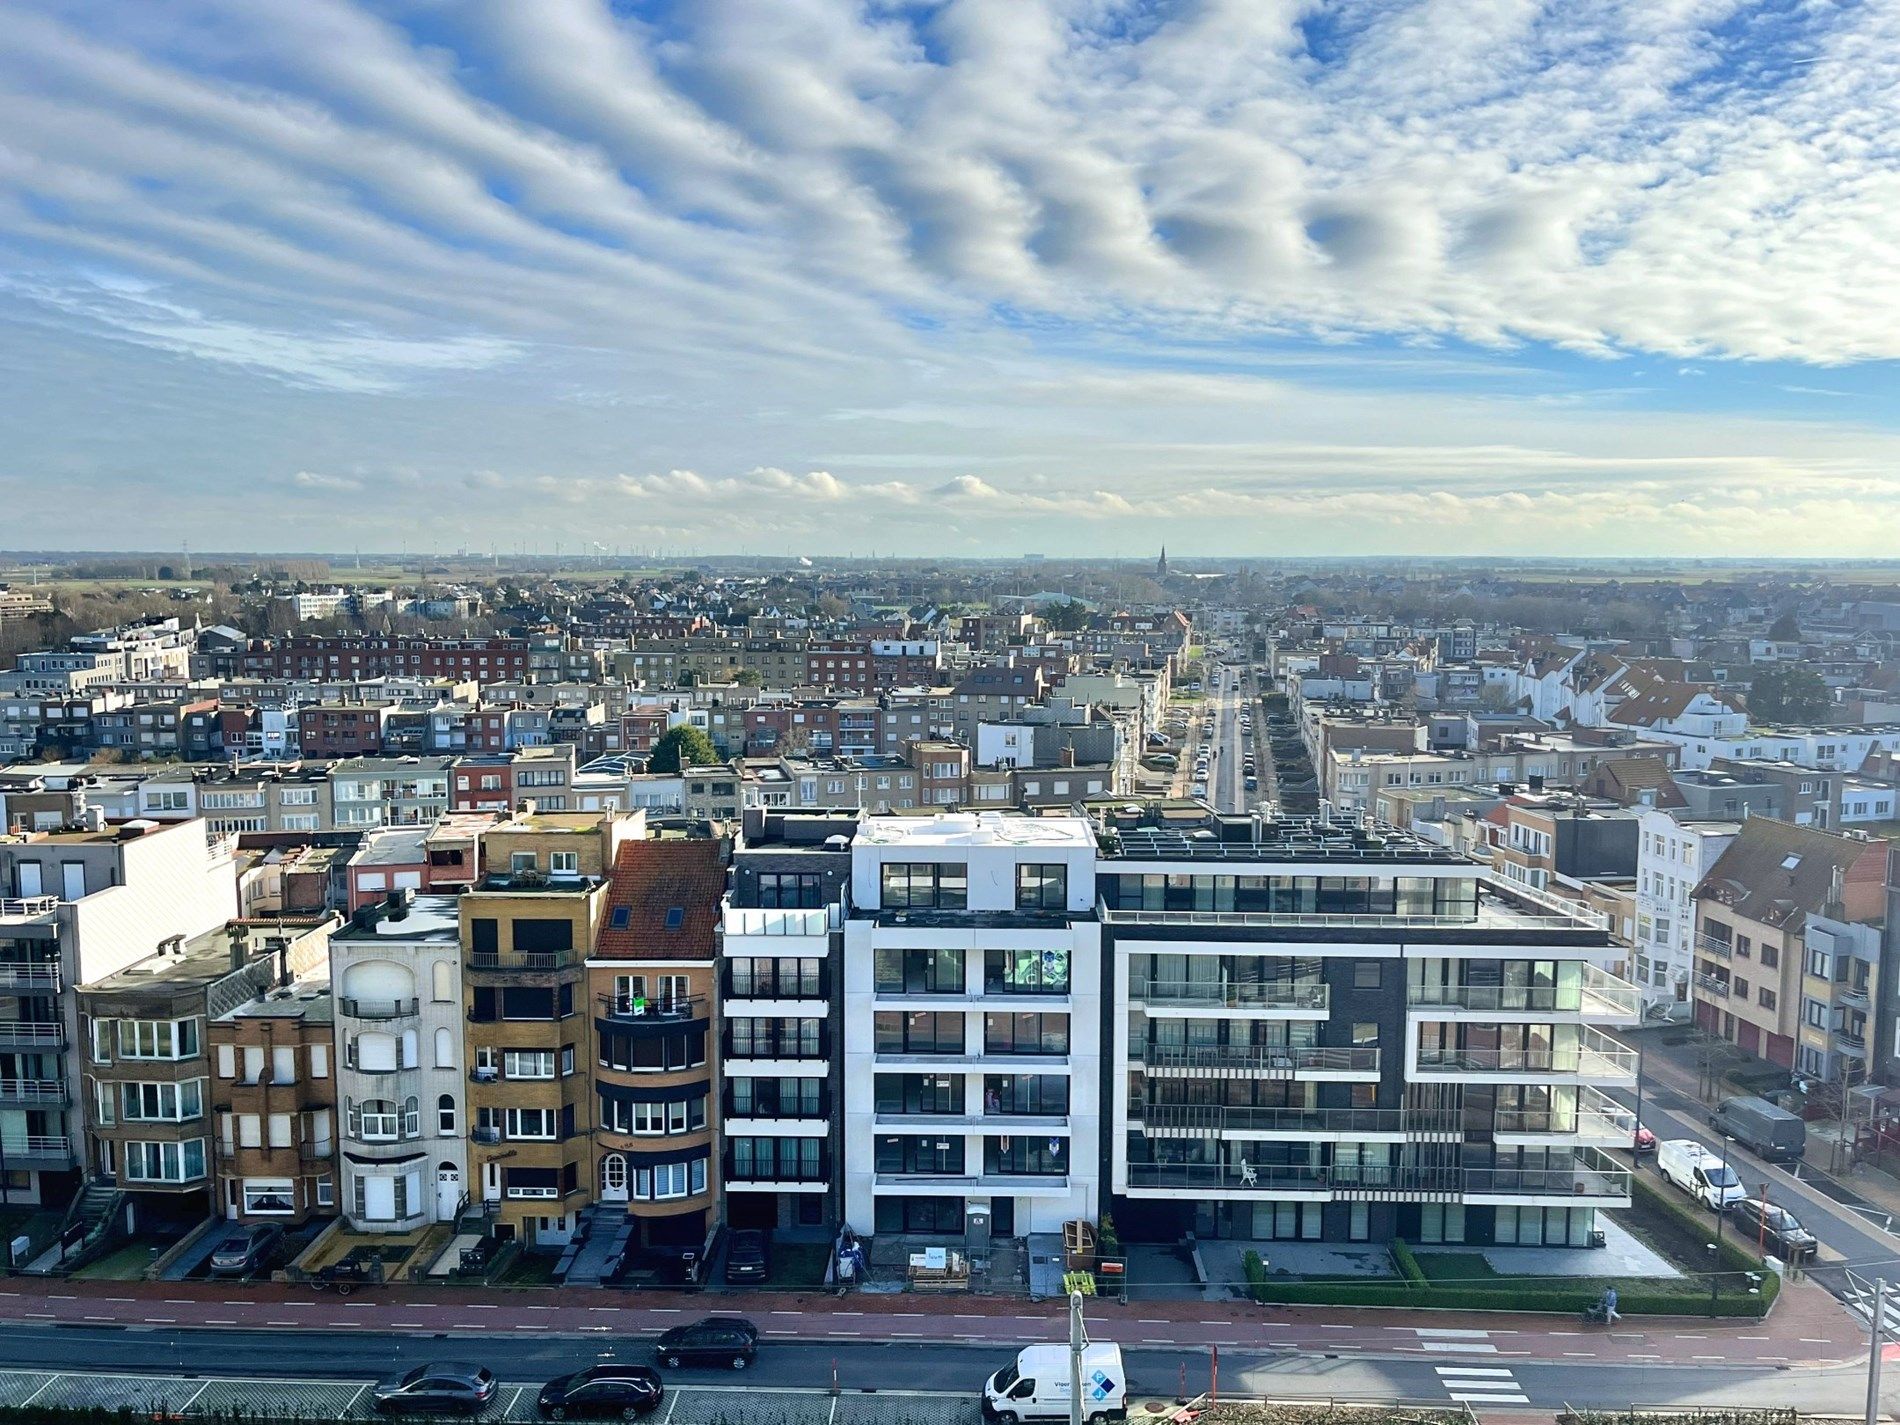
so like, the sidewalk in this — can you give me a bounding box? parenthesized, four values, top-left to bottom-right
(0, 1270, 1867, 1368)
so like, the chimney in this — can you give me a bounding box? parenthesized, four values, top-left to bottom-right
(226, 924, 248, 973)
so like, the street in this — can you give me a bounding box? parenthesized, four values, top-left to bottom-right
(0, 1323, 1864, 1416)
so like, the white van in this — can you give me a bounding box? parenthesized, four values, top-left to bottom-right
(1657, 1137, 1746, 1208)
(983, 1343, 1126, 1423)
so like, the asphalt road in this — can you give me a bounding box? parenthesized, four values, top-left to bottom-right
(1613, 1044, 1900, 1294)
(0, 1324, 1863, 1414)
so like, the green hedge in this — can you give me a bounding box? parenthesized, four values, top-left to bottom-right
(1248, 1222, 1777, 1317)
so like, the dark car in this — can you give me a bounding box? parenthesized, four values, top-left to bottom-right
(655, 1317, 759, 1370)
(1728, 1198, 1818, 1260)
(536, 1365, 663, 1420)
(371, 1363, 498, 1415)
(208, 1223, 286, 1278)
(723, 1230, 770, 1285)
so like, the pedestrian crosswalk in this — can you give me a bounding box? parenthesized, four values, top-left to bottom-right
(1434, 1364, 1531, 1408)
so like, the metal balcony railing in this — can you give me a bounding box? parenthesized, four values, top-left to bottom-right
(1131, 979, 1330, 1013)
(1133, 1102, 1423, 1135)
(598, 992, 705, 1023)
(0, 1022, 66, 1045)
(1693, 973, 1731, 998)
(466, 949, 576, 972)
(1406, 965, 1641, 1018)
(0, 962, 61, 990)
(1135, 1044, 1380, 1075)
(340, 997, 419, 1021)
(0, 897, 59, 919)
(0, 1077, 66, 1104)
(1695, 933, 1735, 962)
(1415, 1026, 1636, 1079)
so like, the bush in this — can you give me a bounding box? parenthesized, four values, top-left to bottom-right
(1242, 1249, 1268, 1295)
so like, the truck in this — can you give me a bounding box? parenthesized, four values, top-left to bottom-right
(1657, 1138, 1747, 1208)
(1709, 1094, 1806, 1162)
(982, 1343, 1127, 1424)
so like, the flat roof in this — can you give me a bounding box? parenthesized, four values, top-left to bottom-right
(81, 926, 238, 993)
(332, 894, 462, 941)
(218, 983, 334, 1024)
(857, 810, 1094, 850)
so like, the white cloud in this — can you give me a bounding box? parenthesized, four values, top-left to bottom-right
(0, 0, 1894, 552)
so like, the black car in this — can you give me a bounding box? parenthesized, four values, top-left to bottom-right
(1727, 1198, 1818, 1260)
(723, 1230, 770, 1285)
(208, 1223, 286, 1278)
(371, 1363, 499, 1415)
(536, 1365, 663, 1420)
(655, 1317, 759, 1370)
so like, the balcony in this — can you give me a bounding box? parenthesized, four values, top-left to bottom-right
(1133, 1102, 1420, 1138)
(340, 997, 420, 1021)
(0, 962, 61, 991)
(1836, 984, 1872, 1011)
(597, 993, 706, 1026)
(1693, 973, 1730, 998)
(0, 1133, 73, 1170)
(0, 1077, 66, 1106)
(0, 897, 59, 921)
(466, 949, 577, 973)
(1835, 1027, 1868, 1055)
(724, 1029, 829, 1062)
(1695, 933, 1734, 962)
(0, 1021, 66, 1047)
(1496, 1087, 1636, 1145)
(1124, 1161, 1457, 1196)
(873, 1111, 1069, 1132)
(1461, 1147, 1632, 1205)
(1133, 1044, 1380, 1078)
(1407, 965, 1640, 1020)
(724, 971, 827, 1002)
(1413, 1027, 1637, 1084)
(723, 1148, 829, 1189)
(721, 905, 839, 956)
(1131, 978, 1330, 1016)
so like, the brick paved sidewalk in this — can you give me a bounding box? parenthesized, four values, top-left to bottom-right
(0, 1271, 1866, 1368)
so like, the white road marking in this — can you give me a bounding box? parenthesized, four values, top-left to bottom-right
(1418, 1342, 1501, 1354)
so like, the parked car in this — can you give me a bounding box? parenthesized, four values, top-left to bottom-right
(371, 1363, 498, 1415)
(1727, 1198, 1817, 1261)
(209, 1223, 286, 1278)
(1657, 1138, 1746, 1208)
(723, 1230, 770, 1285)
(1632, 1123, 1656, 1155)
(537, 1365, 664, 1419)
(656, 1317, 760, 1370)
(1710, 1094, 1806, 1162)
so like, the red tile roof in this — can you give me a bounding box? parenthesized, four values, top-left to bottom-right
(595, 837, 727, 962)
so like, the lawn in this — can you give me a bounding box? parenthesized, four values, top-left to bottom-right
(72, 1242, 162, 1281)
(768, 1241, 832, 1288)
(491, 1250, 562, 1288)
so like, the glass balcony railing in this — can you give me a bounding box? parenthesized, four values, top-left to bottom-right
(1414, 1026, 1636, 1080)
(1131, 979, 1330, 1013)
(1134, 1044, 1380, 1075)
(1407, 965, 1640, 1018)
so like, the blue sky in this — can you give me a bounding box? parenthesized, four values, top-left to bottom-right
(1, 0, 1897, 557)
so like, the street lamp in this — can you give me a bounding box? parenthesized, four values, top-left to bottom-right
(1707, 1242, 1720, 1317)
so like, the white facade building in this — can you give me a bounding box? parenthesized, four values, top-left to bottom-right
(1632, 810, 1741, 1012)
(842, 812, 1102, 1240)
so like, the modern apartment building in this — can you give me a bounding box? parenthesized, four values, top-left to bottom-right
(589, 838, 727, 1254)
(843, 812, 1102, 1241)
(463, 811, 638, 1246)
(1102, 816, 1641, 1247)
(0, 818, 237, 1206)
(330, 894, 468, 1232)
(719, 812, 853, 1234)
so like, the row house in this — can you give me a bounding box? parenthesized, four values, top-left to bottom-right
(248, 636, 530, 682)
(329, 757, 454, 830)
(93, 698, 219, 760)
(1691, 818, 1888, 1074)
(298, 705, 394, 758)
(209, 978, 338, 1226)
(805, 640, 942, 693)
(1631, 809, 1742, 1009)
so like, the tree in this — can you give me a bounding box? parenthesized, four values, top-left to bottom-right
(1747, 664, 1830, 723)
(647, 725, 719, 773)
(1039, 600, 1090, 632)
(1769, 611, 1802, 643)
(733, 667, 763, 687)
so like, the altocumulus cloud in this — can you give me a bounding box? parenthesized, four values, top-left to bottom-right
(1, 0, 1898, 553)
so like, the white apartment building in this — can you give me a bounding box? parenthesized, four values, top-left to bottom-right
(842, 813, 1102, 1241)
(1632, 809, 1741, 1012)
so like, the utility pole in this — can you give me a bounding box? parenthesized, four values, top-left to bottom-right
(1867, 1277, 1887, 1425)
(1069, 1288, 1086, 1425)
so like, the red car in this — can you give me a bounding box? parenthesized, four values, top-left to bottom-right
(1632, 1124, 1656, 1155)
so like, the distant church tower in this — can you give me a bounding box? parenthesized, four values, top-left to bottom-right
(1156, 545, 1169, 578)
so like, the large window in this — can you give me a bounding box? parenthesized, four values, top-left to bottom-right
(1105, 873, 1476, 919)
(635, 1158, 709, 1201)
(730, 1078, 823, 1118)
(983, 1012, 1068, 1056)
(120, 1080, 205, 1122)
(727, 958, 823, 998)
(730, 1137, 824, 1182)
(874, 1011, 965, 1055)
(984, 1074, 1068, 1115)
(874, 1194, 962, 1234)
(875, 1073, 962, 1115)
(1015, 864, 1067, 911)
(600, 1027, 709, 1072)
(115, 1018, 201, 1061)
(122, 1138, 207, 1183)
(984, 948, 1068, 995)
(876, 1135, 964, 1175)
(725, 1018, 824, 1059)
(874, 948, 964, 994)
(757, 872, 824, 908)
(984, 1135, 1066, 1176)
(879, 862, 967, 910)
(599, 1095, 707, 1135)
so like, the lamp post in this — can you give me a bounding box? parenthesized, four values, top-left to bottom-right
(1707, 1242, 1720, 1318)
